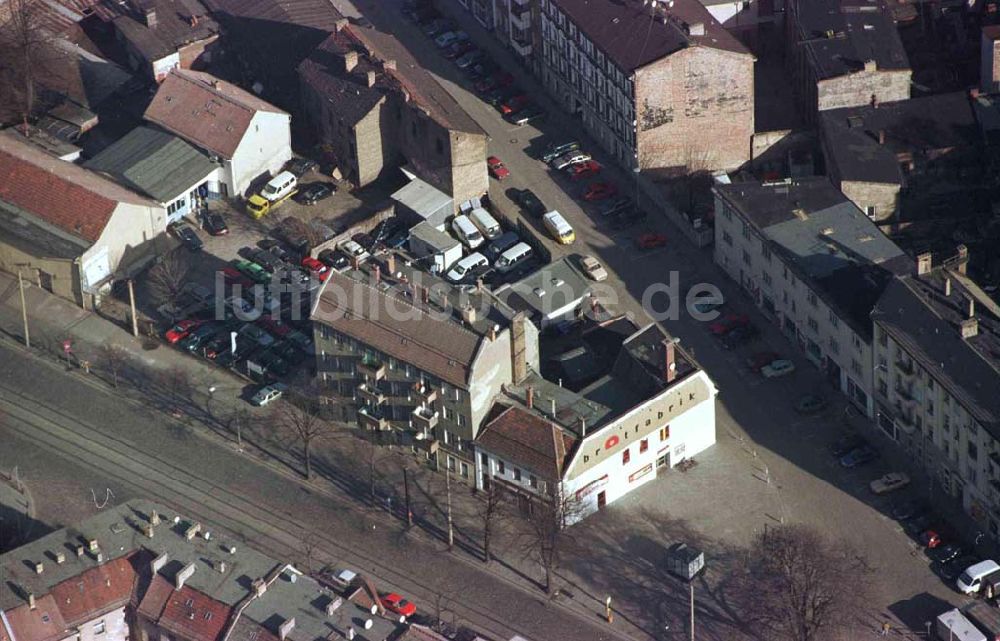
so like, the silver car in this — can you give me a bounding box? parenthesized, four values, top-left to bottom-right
(250, 383, 287, 407)
(551, 151, 591, 170)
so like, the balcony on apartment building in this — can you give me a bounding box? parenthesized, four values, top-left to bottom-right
(894, 357, 916, 379)
(510, 0, 531, 28)
(358, 354, 386, 381)
(358, 405, 390, 431)
(412, 381, 438, 405)
(511, 30, 532, 56)
(893, 401, 917, 434)
(357, 382, 387, 406)
(412, 406, 440, 432)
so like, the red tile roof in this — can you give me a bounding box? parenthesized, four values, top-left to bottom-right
(144, 69, 287, 159)
(2, 595, 70, 641)
(476, 405, 575, 480)
(0, 131, 154, 244)
(48, 557, 139, 626)
(139, 575, 231, 641)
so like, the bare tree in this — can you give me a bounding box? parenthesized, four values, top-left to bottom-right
(96, 341, 131, 388)
(273, 389, 329, 479)
(729, 524, 874, 641)
(676, 145, 716, 213)
(522, 489, 583, 595)
(478, 473, 507, 564)
(146, 252, 190, 308)
(156, 366, 194, 410)
(0, 0, 56, 124)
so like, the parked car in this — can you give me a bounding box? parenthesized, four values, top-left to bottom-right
(839, 444, 879, 468)
(286, 157, 317, 176)
(541, 140, 580, 163)
(869, 472, 910, 494)
(179, 322, 221, 352)
(830, 434, 868, 458)
(221, 266, 253, 289)
(337, 239, 370, 262)
(487, 156, 510, 180)
(635, 233, 667, 250)
(250, 249, 283, 273)
(172, 224, 203, 251)
(240, 324, 275, 348)
(233, 260, 270, 284)
(372, 217, 405, 244)
(250, 382, 287, 407)
(317, 248, 348, 270)
(381, 593, 416, 618)
(301, 256, 330, 282)
(507, 105, 546, 126)
(747, 351, 780, 373)
(585, 182, 618, 201)
(919, 529, 945, 549)
(929, 543, 964, 564)
(444, 40, 475, 60)
(938, 555, 981, 581)
(466, 59, 498, 81)
(422, 18, 454, 37)
(296, 182, 334, 205)
(434, 30, 468, 49)
(794, 394, 828, 414)
(692, 298, 723, 315)
(579, 255, 608, 281)
(352, 232, 378, 253)
(761, 359, 795, 378)
(165, 319, 203, 344)
(456, 49, 485, 69)
(513, 188, 546, 217)
(903, 513, 937, 535)
(957, 560, 1000, 594)
(201, 211, 229, 236)
(551, 151, 592, 170)
(269, 243, 294, 262)
(475, 71, 514, 93)
(709, 313, 750, 336)
(484, 85, 520, 107)
(569, 160, 602, 181)
(499, 94, 529, 115)
(721, 325, 758, 350)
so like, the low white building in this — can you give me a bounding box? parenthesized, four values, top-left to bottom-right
(712, 178, 910, 417)
(144, 69, 291, 199)
(474, 320, 717, 524)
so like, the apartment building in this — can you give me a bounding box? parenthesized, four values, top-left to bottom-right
(785, 0, 910, 119)
(299, 22, 488, 208)
(0, 500, 414, 641)
(474, 318, 717, 524)
(713, 178, 911, 417)
(538, 0, 754, 172)
(310, 253, 539, 477)
(872, 250, 1000, 537)
(490, 0, 538, 69)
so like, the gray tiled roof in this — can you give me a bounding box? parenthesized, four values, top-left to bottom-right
(84, 126, 218, 202)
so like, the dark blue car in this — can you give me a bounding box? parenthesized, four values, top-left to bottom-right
(839, 445, 879, 468)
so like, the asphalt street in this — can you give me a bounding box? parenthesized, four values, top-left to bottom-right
(0, 343, 631, 641)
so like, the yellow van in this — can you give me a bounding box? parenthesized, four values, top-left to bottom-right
(542, 210, 575, 244)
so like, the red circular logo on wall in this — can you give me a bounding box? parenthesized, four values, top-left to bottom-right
(604, 435, 619, 450)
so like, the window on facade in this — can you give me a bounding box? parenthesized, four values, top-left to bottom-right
(461, 462, 469, 478)
(660, 426, 669, 440)
(762, 272, 772, 286)
(742, 250, 751, 265)
(722, 231, 733, 246)
(761, 245, 771, 262)
(807, 291, 818, 307)
(742, 221, 751, 239)
(878, 379, 888, 397)
(782, 265, 789, 281)
(94, 622, 106, 635)
(481, 452, 488, 466)
(852, 334, 862, 350)
(851, 359, 862, 375)
(622, 448, 630, 465)
(498, 460, 506, 474)
(640, 438, 649, 453)
(829, 311, 839, 328)
(722, 207, 732, 221)
(514, 468, 522, 481)
(829, 337, 839, 354)
(970, 441, 980, 461)
(447, 456, 455, 471)
(807, 317, 818, 332)
(529, 475, 538, 488)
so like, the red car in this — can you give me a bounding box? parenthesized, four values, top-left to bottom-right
(747, 351, 780, 373)
(257, 317, 291, 337)
(221, 266, 253, 288)
(381, 593, 416, 618)
(709, 313, 750, 336)
(584, 182, 618, 201)
(635, 233, 667, 249)
(475, 71, 513, 93)
(499, 94, 529, 115)
(568, 160, 601, 181)
(301, 256, 330, 282)
(165, 320, 203, 344)
(919, 529, 943, 548)
(487, 156, 510, 180)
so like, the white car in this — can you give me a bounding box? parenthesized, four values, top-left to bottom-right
(337, 239, 369, 262)
(250, 383, 287, 407)
(579, 255, 608, 281)
(869, 473, 910, 494)
(761, 359, 795, 378)
(551, 151, 592, 170)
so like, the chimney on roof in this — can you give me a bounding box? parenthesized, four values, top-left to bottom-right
(28, 594, 35, 610)
(351, 256, 361, 271)
(877, 130, 886, 145)
(864, 60, 877, 73)
(88, 539, 99, 552)
(184, 522, 202, 540)
(488, 326, 497, 341)
(150, 510, 161, 526)
(76, 545, 85, 558)
(526, 386, 534, 409)
(34, 562, 43, 575)
(965, 294, 976, 320)
(580, 418, 587, 437)
(325, 597, 343, 616)
(956, 244, 969, 274)
(343, 50, 359, 73)
(664, 339, 677, 383)
(916, 252, 932, 276)
(550, 398, 556, 417)
(422, 286, 430, 304)
(961, 318, 979, 339)
(175, 563, 196, 590)
(373, 264, 381, 285)
(151, 553, 169, 576)
(365, 70, 376, 88)
(96, 552, 104, 564)
(252, 578, 268, 598)
(385, 254, 396, 275)
(335, 17, 348, 31)
(55, 552, 65, 565)
(189, 14, 198, 28)
(217, 561, 226, 573)
(278, 618, 295, 641)
(382, 59, 396, 71)
(347, 628, 355, 641)
(143, 7, 157, 28)
(461, 305, 477, 325)
(476, 277, 484, 293)
(688, 22, 705, 36)
(944, 277, 952, 297)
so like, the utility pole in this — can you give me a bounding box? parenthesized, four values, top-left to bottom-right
(446, 463, 454, 551)
(689, 581, 695, 641)
(404, 467, 413, 528)
(17, 271, 29, 348)
(127, 279, 139, 337)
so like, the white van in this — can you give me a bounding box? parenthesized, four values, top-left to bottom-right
(957, 560, 1000, 594)
(542, 210, 575, 244)
(261, 171, 298, 201)
(469, 207, 501, 240)
(445, 252, 488, 282)
(495, 242, 533, 272)
(451, 215, 484, 249)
